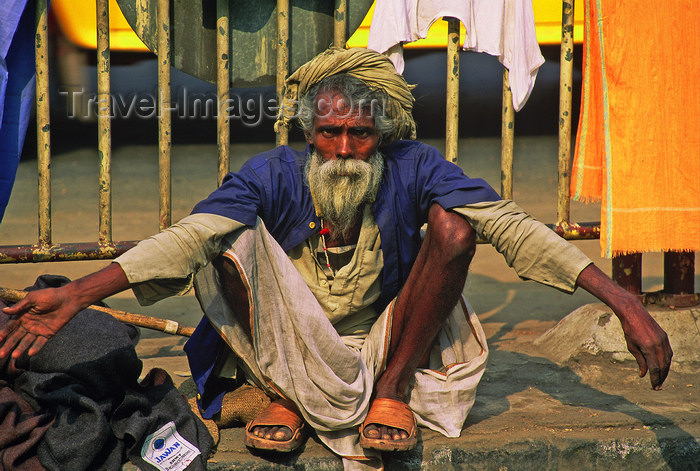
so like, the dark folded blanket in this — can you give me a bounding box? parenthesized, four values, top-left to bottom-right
(0, 275, 213, 471)
(0, 375, 53, 470)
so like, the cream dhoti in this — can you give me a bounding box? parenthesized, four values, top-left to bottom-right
(192, 218, 488, 465)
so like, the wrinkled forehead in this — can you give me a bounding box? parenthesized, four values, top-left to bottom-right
(313, 90, 379, 120)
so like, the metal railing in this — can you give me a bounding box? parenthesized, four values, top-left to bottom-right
(0, 1, 695, 306)
(0, 0, 634, 255)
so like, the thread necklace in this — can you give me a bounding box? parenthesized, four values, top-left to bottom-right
(319, 219, 333, 276)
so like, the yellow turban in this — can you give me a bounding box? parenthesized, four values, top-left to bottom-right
(274, 47, 416, 141)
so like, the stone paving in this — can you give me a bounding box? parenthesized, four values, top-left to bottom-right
(133, 304, 700, 470)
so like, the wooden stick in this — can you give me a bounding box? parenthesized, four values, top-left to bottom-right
(0, 287, 194, 337)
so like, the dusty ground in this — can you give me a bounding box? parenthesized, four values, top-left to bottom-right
(125, 313, 700, 470)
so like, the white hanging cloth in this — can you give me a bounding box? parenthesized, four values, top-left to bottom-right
(367, 0, 545, 111)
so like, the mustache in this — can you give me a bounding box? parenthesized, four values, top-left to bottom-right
(313, 157, 373, 180)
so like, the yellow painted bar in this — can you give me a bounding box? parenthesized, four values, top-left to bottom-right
(157, 0, 172, 230)
(557, 0, 575, 224)
(217, 0, 230, 185)
(501, 69, 515, 200)
(334, 0, 347, 47)
(35, 0, 52, 248)
(97, 0, 112, 243)
(276, 0, 290, 146)
(445, 18, 460, 164)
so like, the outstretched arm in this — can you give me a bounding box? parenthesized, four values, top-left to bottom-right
(0, 213, 244, 361)
(456, 200, 672, 389)
(576, 263, 673, 389)
(0, 262, 130, 359)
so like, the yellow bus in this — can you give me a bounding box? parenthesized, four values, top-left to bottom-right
(51, 0, 583, 53)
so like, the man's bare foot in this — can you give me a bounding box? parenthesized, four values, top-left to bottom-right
(362, 423, 409, 441)
(245, 398, 307, 452)
(250, 424, 293, 441)
(359, 398, 418, 451)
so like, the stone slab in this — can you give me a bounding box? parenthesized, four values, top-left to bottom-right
(533, 304, 700, 372)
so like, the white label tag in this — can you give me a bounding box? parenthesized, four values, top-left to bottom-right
(141, 421, 201, 471)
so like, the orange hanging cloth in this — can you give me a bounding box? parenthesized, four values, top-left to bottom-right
(570, 0, 700, 258)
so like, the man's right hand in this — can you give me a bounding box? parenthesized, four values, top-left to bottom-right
(0, 262, 132, 360)
(0, 287, 81, 359)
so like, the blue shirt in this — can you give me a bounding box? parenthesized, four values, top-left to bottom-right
(185, 140, 500, 417)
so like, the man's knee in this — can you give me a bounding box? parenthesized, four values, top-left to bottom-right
(427, 204, 476, 264)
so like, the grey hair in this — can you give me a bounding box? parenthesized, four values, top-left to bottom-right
(297, 74, 397, 145)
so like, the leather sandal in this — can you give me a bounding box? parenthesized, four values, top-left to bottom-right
(244, 398, 307, 452)
(359, 398, 418, 452)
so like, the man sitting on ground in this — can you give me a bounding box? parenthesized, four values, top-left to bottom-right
(0, 48, 671, 469)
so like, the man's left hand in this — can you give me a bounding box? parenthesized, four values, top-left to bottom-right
(615, 299, 673, 389)
(576, 264, 673, 390)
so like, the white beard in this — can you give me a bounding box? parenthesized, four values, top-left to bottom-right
(305, 150, 384, 240)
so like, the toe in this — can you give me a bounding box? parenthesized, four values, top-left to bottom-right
(272, 426, 292, 441)
(385, 427, 405, 441)
(380, 426, 392, 440)
(363, 424, 380, 439)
